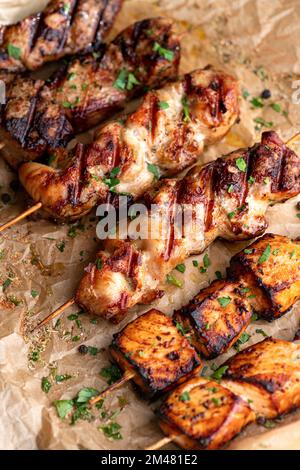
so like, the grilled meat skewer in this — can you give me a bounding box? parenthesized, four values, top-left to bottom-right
(174, 233, 300, 358)
(74, 131, 300, 323)
(19, 67, 239, 219)
(87, 233, 300, 406)
(0, 0, 123, 72)
(0, 17, 180, 167)
(154, 337, 300, 450)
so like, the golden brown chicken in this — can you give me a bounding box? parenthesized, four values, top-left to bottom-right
(157, 376, 255, 450)
(19, 67, 239, 219)
(222, 337, 300, 419)
(1, 17, 180, 166)
(110, 309, 202, 398)
(75, 132, 300, 323)
(174, 233, 300, 358)
(0, 0, 123, 72)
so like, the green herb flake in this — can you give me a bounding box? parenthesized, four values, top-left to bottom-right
(76, 387, 99, 404)
(55, 374, 72, 384)
(126, 72, 140, 91)
(236, 157, 247, 172)
(7, 43, 21, 60)
(250, 97, 264, 108)
(258, 244, 271, 264)
(158, 101, 169, 110)
(41, 377, 52, 394)
(248, 176, 255, 185)
(166, 273, 183, 288)
(181, 96, 190, 122)
(270, 103, 281, 113)
(203, 253, 210, 268)
(234, 332, 251, 350)
(147, 163, 160, 179)
(244, 248, 254, 254)
(31, 290, 39, 298)
(95, 258, 103, 270)
(254, 117, 273, 128)
(242, 90, 250, 99)
(192, 260, 199, 267)
(67, 72, 76, 81)
(153, 42, 174, 61)
(256, 328, 268, 337)
(217, 296, 231, 308)
(2, 278, 11, 291)
(227, 211, 235, 220)
(227, 184, 234, 193)
(100, 365, 122, 385)
(56, 241, 66, 252)
(99, 422, 123, 440)
(212, 365, 229, 380)
(175, 263, 186, 273)
(53, 399, 74, 419)
(175, 321, 190, 336)
(215, 270, 222, 280)
(211, 397, 221, 406)
(179, 391, 190, 402)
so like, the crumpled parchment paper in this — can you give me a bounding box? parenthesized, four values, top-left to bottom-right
(0, 0, 300, 450)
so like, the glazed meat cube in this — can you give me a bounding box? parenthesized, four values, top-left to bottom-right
(110, 309, 202, 398)
(229, 233, 300, 320)
(222, 337, 300, 419)
(157, 376, 255, 450)
(173, 280, 253, 358)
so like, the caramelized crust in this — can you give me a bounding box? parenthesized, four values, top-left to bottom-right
(229, 233, 300, 320)
(174, 280, 252, 358)
(75, 133, 300, 322)
(1, 18, 180, 166)
(174, 233, 300, 357)
(0, 0, 123, 71)
(19, 67, 239, 218)
(110, 309, 202, 398)
(157, 377, 255, 450)
(222, 338, 300, 419)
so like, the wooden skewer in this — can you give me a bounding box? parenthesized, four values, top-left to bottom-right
(0, 202, 42, 233)
(89, 369, 135, 406)
(286, 132, 300, 146)
(32, 297, 76, 332)
(145, 436, 174, 451)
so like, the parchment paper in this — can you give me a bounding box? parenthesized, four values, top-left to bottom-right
(0, 0, 300, 450)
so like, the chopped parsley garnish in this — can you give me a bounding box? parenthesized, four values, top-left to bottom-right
(100, 365, 122, 385)
(41, 377, 52, 394)
(211, 397, 221, 406)
(7, 44, 21, 60)
(270, 103, 281, 113)
(30, 350, 40, 362)
(251, 312, 259, 322)
(181, 96, 190, 122)
(212, 365, 228, 380)
(31, 290, 39, 298)
(176, 263, 186, 273)
(215, 270, 222, 280)
(242, 90, 250, 99)
(248, 176, 255, 185)
(95, 258, 103, 270)
(193, 260, 199, 267)
(104, 167, 121, 191)
(166, 273, 183, 288)
(179, 391, 190, 402)
(227, 211, 235, 220)
(56, 241, 66, 253)
(153, 42, 174, 61)
(158, 101, 169, 110)
(236, 157, 247, 172)
(2, 278, 12, 291)
(175, 321, 190, 336)
(258, 244, 271, 264)
(203, 253, 210, 268)
(297, 214, 300, 219)
(55, 374, 72, 384)
(99, 422, 122, 440)
(77, 387, 99, 403)
(244, 248, 254, 254)
(67, 72, 76, 81)
(290, 250, 296, 259)
(227, 184, 234, 193)
(53, 400, 73, 419)
(254, 117, 273, 128)
(147, 163, 160, 179)
(256, 328, 268, 337)
(217, 296, 231, 308)
(113, 69, 140, 91)
(234, 332, 251, 350)
(250, 97, 264, 108)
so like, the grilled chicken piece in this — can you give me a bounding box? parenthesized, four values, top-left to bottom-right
(75, 132, 300, 323)
(19, 67, 239, 220)
(173, 280, 253, 358)
(157, 376, 255, 450)
(174, 233, 300, 358)
(0, 0, 123, 72)
(229, 234, 300, 320)
(1, 18, 180, 167)
(109, 309, 202, 398)
(222, 337, 300, 419)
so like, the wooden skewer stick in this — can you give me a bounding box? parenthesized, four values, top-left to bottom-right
(286, 132, 300, 146)
(89, 369, 135, 406)
(145, 436, 174, 451)
(0, 202, 42, 234)
(32, 297, 76, 332)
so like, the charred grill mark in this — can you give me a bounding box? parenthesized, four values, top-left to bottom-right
(59, 0, 79, 52)
(149, 93, 159, 141)
(163, 184, 179, 261)
(28, 13, 43, 51)
(92, 0, 109, 46)
(20, 93, 40, 147)
(204, 166, 215, 231)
